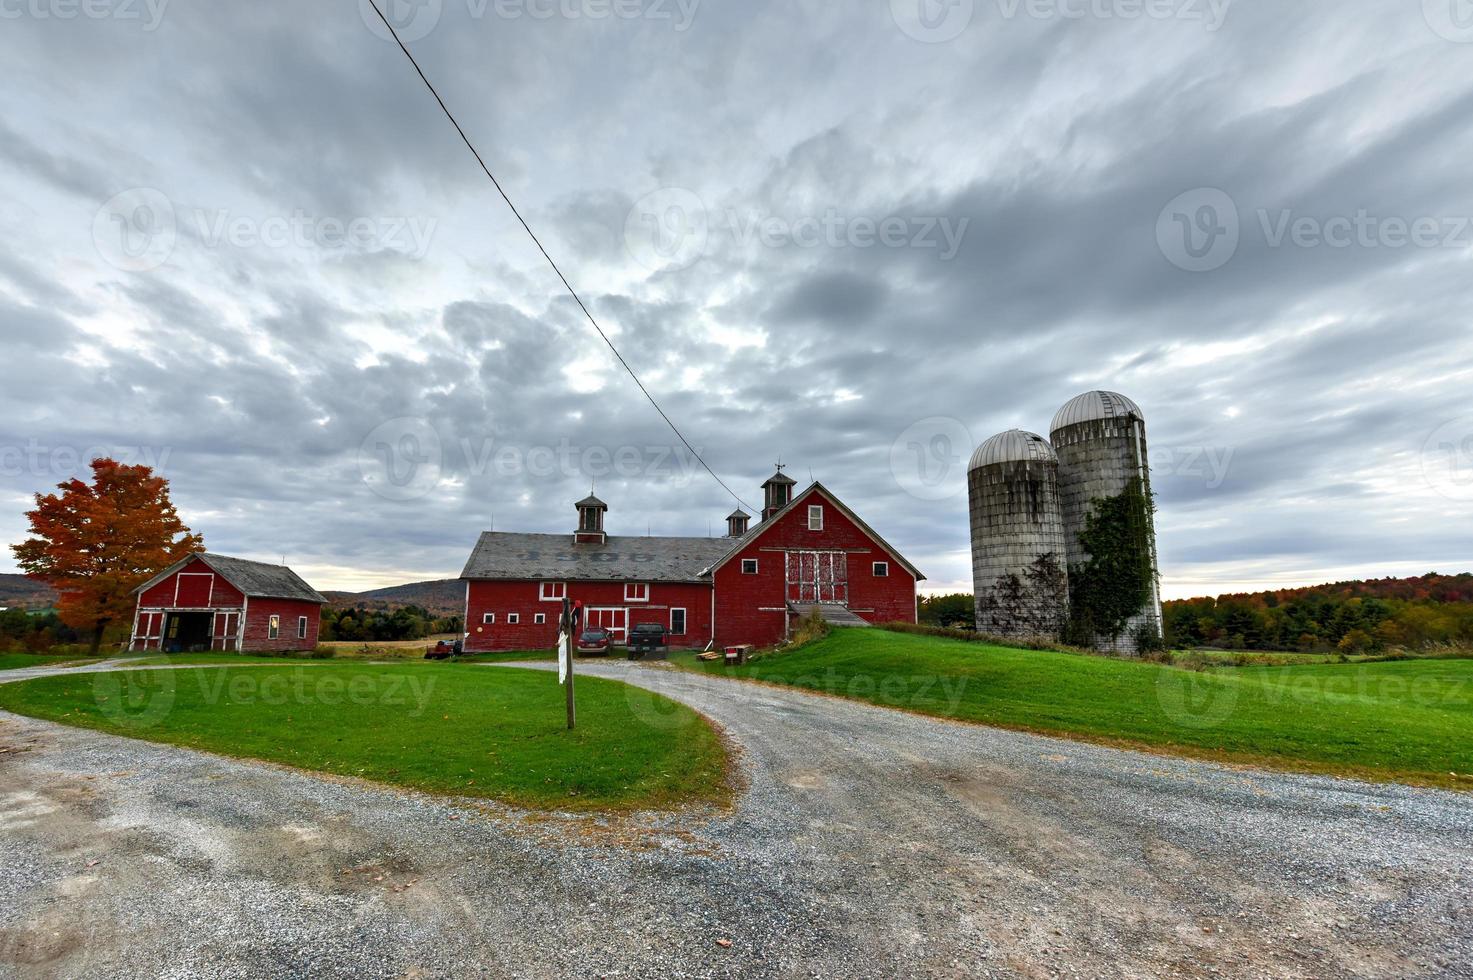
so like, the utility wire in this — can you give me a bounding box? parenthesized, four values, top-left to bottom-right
(364, 1, 755, 513)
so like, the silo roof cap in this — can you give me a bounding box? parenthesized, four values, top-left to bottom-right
(969, 429, 1058, 470)
(1050, 390, 1143, 433)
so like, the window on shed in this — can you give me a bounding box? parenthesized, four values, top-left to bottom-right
(670, 608, 686, 635)
(625, 583, 649, 602)
(508, 613, 520, 625)
(540, 582, 566, 601)
(873, 562, 889, 577)
(534, 613, 546, 625)
(482, 612, 495, 625)
(741, 558, 758, 575)
(807, 505, 823, 531)
(297, 616, 308, 639)
(268, 615, 280, 639)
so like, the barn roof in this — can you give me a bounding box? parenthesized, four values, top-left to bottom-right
(133, 552, 327, 603)
(460, 533, 731, 583)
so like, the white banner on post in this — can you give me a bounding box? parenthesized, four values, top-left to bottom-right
(557, 631, 569, 685)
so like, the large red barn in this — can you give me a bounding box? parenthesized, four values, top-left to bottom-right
(459, 468, 922, 652)
(128, 553, 326, 653)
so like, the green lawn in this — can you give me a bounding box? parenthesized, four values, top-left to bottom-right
(0, 653, 97, 671)
(0, 663, 729, 810)
(677, 629, 1473, 787)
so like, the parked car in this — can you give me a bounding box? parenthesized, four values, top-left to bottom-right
(425, 638, 462, 660)
(576, 628, 613, 656)
(626, 622, 668, 660)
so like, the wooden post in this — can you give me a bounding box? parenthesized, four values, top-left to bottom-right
(563, 596, 575, 730)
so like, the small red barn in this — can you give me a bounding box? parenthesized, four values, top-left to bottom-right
(129, 553, 326, 653)
(459, 468, 922, 653)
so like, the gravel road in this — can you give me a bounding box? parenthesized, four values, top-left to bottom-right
(1, 658, 1470, 979)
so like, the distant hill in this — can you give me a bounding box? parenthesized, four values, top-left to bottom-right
(1174, 572, 1473, 606)
(323, 578, 464, 617)
(0, 574, 56, 610)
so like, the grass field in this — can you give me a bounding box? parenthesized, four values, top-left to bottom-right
(0, 663, 729, 810)
(675, 628, 1473, 787)
(0, 653, 98, 671)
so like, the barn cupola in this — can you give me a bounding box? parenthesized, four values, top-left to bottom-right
(726, 508, 751, 537)
(573, 493, 608, 545)
(761, 464, 796, 521)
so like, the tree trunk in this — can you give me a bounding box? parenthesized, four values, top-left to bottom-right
(89, 621, 106, 656)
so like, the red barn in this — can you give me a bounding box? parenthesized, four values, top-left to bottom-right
(459, 468, 922, 652)
(129, 553, 326, 653)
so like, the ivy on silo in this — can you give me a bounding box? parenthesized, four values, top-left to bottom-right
(1064, 477, 1156, 645)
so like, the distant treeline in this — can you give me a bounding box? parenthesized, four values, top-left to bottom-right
(1164, 573, 1473, 653)
(320, 604, 461, 643)
(920, 573, 1473, 653)
(0, 607, 84, 652)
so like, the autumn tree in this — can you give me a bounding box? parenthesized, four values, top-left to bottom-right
(12, 458, 202, 654)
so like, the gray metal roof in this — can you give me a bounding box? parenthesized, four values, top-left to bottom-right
(574, 494, 608, 510)
(727, 508, 751, 519)
(460, 533, 732, 583)
(133, 553, 326, 603)
(969, 429, 1057, 469)
(1050, 390, 1143, 433)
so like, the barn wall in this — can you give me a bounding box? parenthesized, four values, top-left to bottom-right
(712, 486, 918, 646)
(242, 598, 322, 652)
(464, 580, 714, 653)
(138, 556, 246, 608)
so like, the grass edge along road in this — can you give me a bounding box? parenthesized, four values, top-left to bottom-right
(0, 662, 731, 811)
(673, 628, 1473, 790)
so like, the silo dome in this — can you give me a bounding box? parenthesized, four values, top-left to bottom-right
(1050, 390, 1143, 435)
(968, 429, 1057, 470)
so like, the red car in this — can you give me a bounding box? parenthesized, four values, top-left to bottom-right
(576, 628, 613, 656)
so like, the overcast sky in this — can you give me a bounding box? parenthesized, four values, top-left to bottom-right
(2, 0, 1471, 597)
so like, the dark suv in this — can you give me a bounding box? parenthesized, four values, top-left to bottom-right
(626, 622, 668, 660)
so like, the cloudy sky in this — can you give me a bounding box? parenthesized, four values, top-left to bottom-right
(2, 0, 1471, 597)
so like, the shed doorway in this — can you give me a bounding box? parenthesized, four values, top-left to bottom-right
(163, 611, 213, 653)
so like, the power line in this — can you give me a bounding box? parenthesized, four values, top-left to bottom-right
(363, 1, 755, 513)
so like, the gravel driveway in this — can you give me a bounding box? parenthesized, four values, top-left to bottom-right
(1, 658, 1469, 979)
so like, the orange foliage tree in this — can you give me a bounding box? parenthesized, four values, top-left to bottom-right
(12, 458, 202, 654)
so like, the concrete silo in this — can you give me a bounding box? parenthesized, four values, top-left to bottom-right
(967, 430, 1071, 641)
(1049, 391, 1162, 653)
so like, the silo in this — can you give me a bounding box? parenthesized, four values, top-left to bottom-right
(1049, 391, 1162, 653)
(967, 430, 1071, 641)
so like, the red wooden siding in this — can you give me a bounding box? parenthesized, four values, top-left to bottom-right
(241, 598, 321, 652)
(138, 556, 245, 608)
(464, 580, 712, 653)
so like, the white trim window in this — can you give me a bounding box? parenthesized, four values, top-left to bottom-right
(482, 612, 496, 625)
(872, 561, 889, 577)
(808, 505, 824, 531)
(534, 613, 546, 625)
(539, 582, 566, 602)
(624, 583, 649, 602)
(670, 608, 687, 635)
(507, 613, 520, 625)
(741, 558, 759, 575)
(297, 615, 308, 639)
(268, 614, 280, 639)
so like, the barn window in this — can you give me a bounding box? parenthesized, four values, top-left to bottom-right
(741, 558, 758, 575)
(508, 613, 520, 625)
(873, 562, 889, 577)
(625, 583, 649, 602)
(670, 608, 686, 635)
(807, 505, 823, 530)
(540, 582, 566, 601)
(297, 616, 308, 639)
(534, 613, 546, 625)
(482, 612, 495, 625)
(268, 615, 280, 639)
